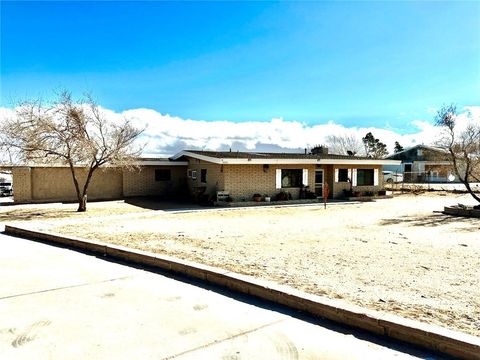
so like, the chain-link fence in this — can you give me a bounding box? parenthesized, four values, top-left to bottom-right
(402, 171, 455, 183)
(383, 170, 475, 192)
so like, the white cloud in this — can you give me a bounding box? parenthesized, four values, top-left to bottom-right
(118, 109, 452, 157)
(2, 105, 479, 158)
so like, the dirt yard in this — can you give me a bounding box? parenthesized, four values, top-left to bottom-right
(3, 193, 480, 336)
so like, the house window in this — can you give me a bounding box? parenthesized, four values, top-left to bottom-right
(281, 169, 302, 188)
(417, 149, 423, 156)
(200, 169, 207, 183)
(191, 170, 197, 180)
(155, 169, 171, 181)
(187, 169, 192, 178)
(338, 169, 349, 182)
(357, 169, 374, 186)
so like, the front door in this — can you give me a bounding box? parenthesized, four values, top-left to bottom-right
(315, 170, 324, 197)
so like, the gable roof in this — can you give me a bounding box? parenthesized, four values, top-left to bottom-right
(386, 144, 447, 159)
(171, 150, 401, 165)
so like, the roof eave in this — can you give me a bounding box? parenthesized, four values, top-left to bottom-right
(135, 160, 188, 166)
(171, 151, 224, 164)
(317, 159, 402, 165)
(172, 152, 402, 166)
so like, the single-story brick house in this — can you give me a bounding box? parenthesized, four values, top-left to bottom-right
(174, 150, 400, 201)
(8, 149, 400, 204)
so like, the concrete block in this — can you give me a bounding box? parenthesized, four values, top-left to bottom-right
(107, 246, 138, 262)
(247, 284, 276, 302)
(386, 328, 435, 351)
(302, 299, 340, 322)
(205, 272, 231, 288)
(437, 342, 480, 360)
(340, 312, 385, 336)
(145, 256, 173, 270)
(182, 266, 208, 281)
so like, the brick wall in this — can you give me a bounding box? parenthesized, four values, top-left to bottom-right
(12, 165, 188, 203)
(30, 167, 123, 202)
(11, 167, 32, 203)
(12, 162, 385, 204)
(332, 164, 384, 198)
(223, 164, 317, 201)
(123, 166, 187, 197)
(185, 159, 224, 199)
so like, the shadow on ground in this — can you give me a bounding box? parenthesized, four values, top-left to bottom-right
(0, 209, 78, 222)
(124, 197, 202, 211)
(379, 212, 479, 231)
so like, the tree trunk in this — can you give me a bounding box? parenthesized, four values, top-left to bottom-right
(77, 195, 87, 212)
(77, 165, 97, 213)
(462, 180, 480, 204)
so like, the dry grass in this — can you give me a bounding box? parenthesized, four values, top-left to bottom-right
(24, 192, 480, 337)
(0, 200, 150, 224)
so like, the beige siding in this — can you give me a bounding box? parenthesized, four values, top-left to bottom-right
(123, 166, 187, 197)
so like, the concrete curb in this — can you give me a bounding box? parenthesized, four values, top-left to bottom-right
(4, 224, 480, 360)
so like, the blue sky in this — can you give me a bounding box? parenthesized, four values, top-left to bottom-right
(1, 1, 479, 136)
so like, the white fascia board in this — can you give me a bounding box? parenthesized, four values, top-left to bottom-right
(423, 161, 451, 166)
(170, 150, 188, 161)
(135, 160, 188, 166)
(220, 158, 402, 166)
(11, 161, 189, 168)
(15, 163, 78, 168)
(171, 151, 223, 164)
(221, 158, 318, 165)
(13, 158, 402, 167)
(171, 151, 402, 166)
(317, 159, 402, 165)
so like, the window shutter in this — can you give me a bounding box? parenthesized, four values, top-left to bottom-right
(302, 169, 308, 186)
(374, 169, 379, 186)
(334, 169, 339, 183)
(275, 169, 282, 189)
(348, 169, 352, 181)
(352, 169, 357, 186)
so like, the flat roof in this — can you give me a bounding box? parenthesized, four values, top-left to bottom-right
(171, 150, 401, 166)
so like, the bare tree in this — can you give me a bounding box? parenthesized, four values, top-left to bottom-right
(0, 91, 143, 211)
(435, 104, 480, 204)
(325, 134, 364, 156)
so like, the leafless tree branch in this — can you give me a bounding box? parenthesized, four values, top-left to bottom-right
(0, 91, 144, 211)
(435, 104, 480, 204)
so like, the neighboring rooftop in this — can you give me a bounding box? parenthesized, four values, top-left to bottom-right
(385, 144, 449, 160)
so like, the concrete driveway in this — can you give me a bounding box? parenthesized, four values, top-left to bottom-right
(0, 233, 446, 359)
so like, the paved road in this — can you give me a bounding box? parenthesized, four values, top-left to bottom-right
(0, 233, 446, 360)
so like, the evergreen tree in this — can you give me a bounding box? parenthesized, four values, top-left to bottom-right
(362, 132, 388, 159)
(394, 141, 404, 153)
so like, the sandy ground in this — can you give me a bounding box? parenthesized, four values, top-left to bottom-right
(2, 193, 480, 336)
